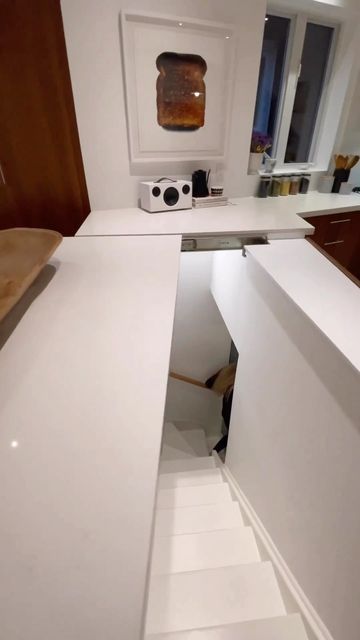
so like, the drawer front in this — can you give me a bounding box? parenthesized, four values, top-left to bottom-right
(305, 212, 360, 271)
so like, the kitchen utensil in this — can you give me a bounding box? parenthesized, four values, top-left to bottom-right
(334, 154, 348, 170)
(332, 169, 350, 193)
(339, 182, 354, 195)
(318, 176, 335, 193)
(338, 155, 348, 169)
(347, 155, 359, 170)
(192, 170, 209, 197)
(345, 155, 354, 170)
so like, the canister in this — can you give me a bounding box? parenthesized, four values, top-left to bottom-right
(270, 176, 281, 197)
(280, 175, 291, 196)
(299, 174, 311, 194)
(289, 175, 300, 195)
(257, 176, 271, 198)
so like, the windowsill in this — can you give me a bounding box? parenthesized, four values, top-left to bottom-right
(257, 165, 327, 177)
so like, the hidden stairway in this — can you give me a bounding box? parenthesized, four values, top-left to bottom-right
(144, 422, 309, 640)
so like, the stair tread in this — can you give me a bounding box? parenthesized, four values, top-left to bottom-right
(162, 445, 195, 461)
(151, 527, 260, 575)
(163, 423, 196, 456)
(157, 483, 232, 510)
(146, 613, 309, 639)
(146, 562, 286, 635)
(154, 502, 244, 537)
(180, 429, 208, 456)
(160, 457, 215, 474)
(158, 468, 223, 490)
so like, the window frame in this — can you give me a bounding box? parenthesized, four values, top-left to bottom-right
(264, 7, 340, 171)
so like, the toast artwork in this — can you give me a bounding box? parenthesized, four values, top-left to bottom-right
(156, 52, 207, 130)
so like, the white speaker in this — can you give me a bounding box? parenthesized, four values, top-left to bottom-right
(140, 180, 192, 213)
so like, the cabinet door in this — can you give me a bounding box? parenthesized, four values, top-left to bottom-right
(304, 215, 330, 246)
(0, 0, 90, 235)
(348, 214, 360, 279)
(304, 212, 360, 271)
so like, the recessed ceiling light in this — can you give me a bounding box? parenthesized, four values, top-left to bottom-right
(225, 35, 231, 39)
(265, 16, 269, 21)
(178, 22, 183, 26)
(10, 440, 19, 448)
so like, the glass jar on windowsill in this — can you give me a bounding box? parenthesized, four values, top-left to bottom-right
(248, 152, 264, 175)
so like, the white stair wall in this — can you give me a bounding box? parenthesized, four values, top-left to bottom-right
(154, 502, 244, 537)
(158, 468, 223, 490)
(157, 483, 232, 509)
(160, 457, 215, 474)
(180, 429, 209, 456)
(146, 562, 286, 635)
(163, 423, 196, 456)
(151, 527, 260, 575)
(165, 376, 223, 436)
(161, 445, 195, 461)
(147, 613, 309, 640)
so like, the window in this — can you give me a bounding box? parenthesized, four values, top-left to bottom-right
(253, 13, 336, 167)
(253, 16, 290, 142)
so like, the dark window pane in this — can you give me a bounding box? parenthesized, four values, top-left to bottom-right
(253, 15, 290, 153)
(285, 23, 334, 163)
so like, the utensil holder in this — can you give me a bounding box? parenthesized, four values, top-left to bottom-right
(332, 169, 350, 193)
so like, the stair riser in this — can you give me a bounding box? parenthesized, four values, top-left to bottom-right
(158, 469, 223, 490)
(159, 458, 216, 474)
(157, 483, 232, 510)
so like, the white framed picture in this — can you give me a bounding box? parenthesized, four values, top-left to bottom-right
(121, 12, 236, 162)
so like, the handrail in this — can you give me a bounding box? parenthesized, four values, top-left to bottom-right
(169, 371, 208, 389)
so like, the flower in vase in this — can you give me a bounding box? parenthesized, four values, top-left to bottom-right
(250, 131, 272, 154)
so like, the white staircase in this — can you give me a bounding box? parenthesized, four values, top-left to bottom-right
(146, 423, 309, 639)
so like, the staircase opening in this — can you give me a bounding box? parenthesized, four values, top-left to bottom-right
(147, 248, 310, 640)
(163, 250, 238, 460)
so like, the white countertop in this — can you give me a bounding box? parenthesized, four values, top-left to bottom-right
(76, 192, 360, 239)
(248, 239, 360, 375)
(0, 235, 181, 640)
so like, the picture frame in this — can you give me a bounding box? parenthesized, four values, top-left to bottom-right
(121, 11, 236, 163)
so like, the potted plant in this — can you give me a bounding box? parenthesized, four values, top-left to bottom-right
(249, 131, 272, 174)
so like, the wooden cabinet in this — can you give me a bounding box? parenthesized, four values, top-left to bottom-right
(304, 212, 360, 283)
(0, 0, 90, 235)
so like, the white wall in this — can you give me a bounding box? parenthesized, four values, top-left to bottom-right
(170, 252, 231, 381)
(60, 0, 360, 210)
(332, 5, 360, 183)
(212, 249, 360, 640)
(337, 68, 360, 186)
(60, 0, 266, 209)
(166, 251, 231, 434)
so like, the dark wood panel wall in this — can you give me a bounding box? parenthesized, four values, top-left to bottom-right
(0, 0, 90, 235)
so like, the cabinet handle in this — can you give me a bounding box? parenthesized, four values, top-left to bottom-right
(324, 240, 345, 246)
(0, 162, 5, 185)
(330, 218, 351, 224)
